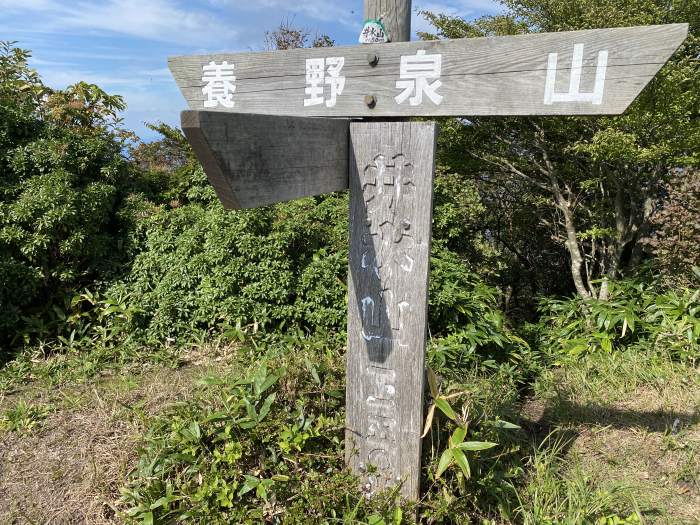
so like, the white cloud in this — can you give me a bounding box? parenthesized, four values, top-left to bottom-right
(38, 68, 143, 89)
(43, 51, 149, 61)
(3, 0, 240, 47)
(0, 0, 58, 10)
(412, 0, 503, 35)
(29, 56, 78, 67)
(37, 65, 176, 91)
(61, 0, 237, 46)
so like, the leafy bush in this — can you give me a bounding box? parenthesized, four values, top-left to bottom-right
(432, 171, 500, 277)
(0, 42, 134, 344)
(427, 248, 540, 385)
(115, 191, 349, 343)
(119, 339, 407, 524)
(116, 330, 535, 524)
(643, 169, 700, 287)
(539, 276, 700, 362)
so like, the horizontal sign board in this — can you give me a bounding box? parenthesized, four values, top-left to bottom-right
(181, 111, 349, 209)
(169, 24, 687, 118)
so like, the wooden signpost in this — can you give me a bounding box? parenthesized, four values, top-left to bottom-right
(170, 0, 688, 502)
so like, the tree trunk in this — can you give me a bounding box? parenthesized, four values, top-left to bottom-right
(546, 167, 591, 300)
(599, 181, 634, 300)
(559, 196, 592, 299)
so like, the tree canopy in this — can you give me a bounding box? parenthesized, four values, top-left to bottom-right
(421, 0, 699, 300)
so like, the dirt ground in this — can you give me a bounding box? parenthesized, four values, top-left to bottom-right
(1, 354, 698, 524)
(522, 371, 700, 524)
(0, 364, 210, 524)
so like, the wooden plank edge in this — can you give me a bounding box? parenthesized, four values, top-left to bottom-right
(167, 23, 689, 67)
(181, 110, 241, 209)
(601, 23, 689, 115)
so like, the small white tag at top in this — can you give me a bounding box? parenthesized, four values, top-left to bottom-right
(359, 19, 389, 44)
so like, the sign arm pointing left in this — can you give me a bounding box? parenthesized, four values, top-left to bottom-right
(181, 111, 350, 209)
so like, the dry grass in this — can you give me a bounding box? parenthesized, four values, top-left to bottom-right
(0, 345, 239, 525)
(1, 343, 698, 524)
(523, 353, 700, 524)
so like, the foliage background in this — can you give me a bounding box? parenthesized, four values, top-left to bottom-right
(0, 1, 699, 523)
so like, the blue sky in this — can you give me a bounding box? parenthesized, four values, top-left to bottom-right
(1, 0, 502, 140)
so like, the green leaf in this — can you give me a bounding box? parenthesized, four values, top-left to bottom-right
(258, 393, 276, 421)
(305, 358, 321, 385)
(238, 477, 258, 497)
(256, 482, 268, 500)
(450, 425, 467, 446)
(244, 398, 257, 420)
(258, 367, 285, 395)
(271, 474, 290, 482)
(435, 397, 457, 421)
(451, 448, 471, 479)
(149, 495, 178, 509)
(238, 419, 258, 430)
(393, 506, 403, 525)
(142, 512, 154, 525)
(368, 515, 386, 525)
(181, 421, 200, 442)
(491, 419, 521, 430)
(455, 441, 497, 452)
(436, 449, 453, 478)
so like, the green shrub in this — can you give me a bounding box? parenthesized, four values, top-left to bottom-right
(119, 339, 407, 524)
(0, 42, 135, 345)
(539, 276, 700, 362)
(428, 248, 538, 384)
(643, 170, 700, 287)
(116, 191, 349, 343)
(644, 284, 700, 362)
(116, 330, 534, 524)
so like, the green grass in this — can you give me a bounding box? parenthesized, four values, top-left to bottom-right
(512, 433, 643, 525)
(0, 333, 697, 524)
(0, 399, 54, 434)
(527, 347, 700, 524)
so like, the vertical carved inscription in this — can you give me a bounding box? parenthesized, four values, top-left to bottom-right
(346, 121, 437, 501)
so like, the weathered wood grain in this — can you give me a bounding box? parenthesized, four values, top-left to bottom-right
(181, 111, 349, 209)
(346, 121, 436, 501)
(364, 0, 412, 43)
(169, 24, 688, 118)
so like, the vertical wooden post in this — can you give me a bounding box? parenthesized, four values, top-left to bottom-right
(364, 0, 412, 43)
(347, 0, 435, 503)
(345, 120, 436, 501)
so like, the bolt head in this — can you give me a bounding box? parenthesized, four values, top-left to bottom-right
(365, 95, 377, 109)
(367, 53, 379, 67)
